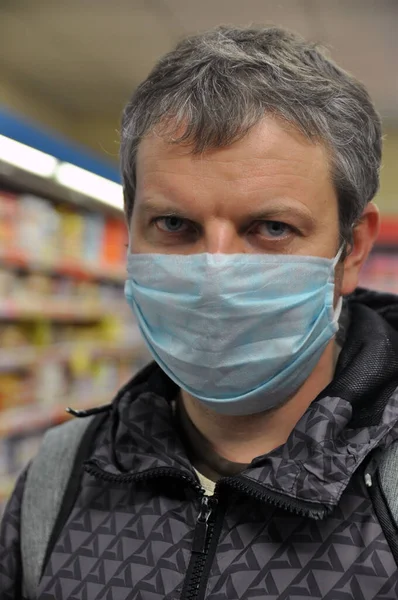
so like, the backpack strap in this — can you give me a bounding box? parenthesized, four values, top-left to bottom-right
(21, 416, 96, 599)
(378, 440, 398, 527)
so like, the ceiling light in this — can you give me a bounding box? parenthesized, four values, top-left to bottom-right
(0, 134, 58, 178)
(55, 162, 123, 210)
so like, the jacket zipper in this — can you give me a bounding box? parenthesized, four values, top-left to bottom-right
(86, 461, 330, 599)
(192, 496, 213, 553)
(220, 475, 330, 519)
(86, 461, 328, 519)
(86, 461, 220, 600)
(182, 495, 218, 600)
(85, 461, 203, 492)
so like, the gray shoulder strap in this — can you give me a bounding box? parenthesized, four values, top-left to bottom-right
(378, 440, 398, 527)
(21, 416, 94, 599)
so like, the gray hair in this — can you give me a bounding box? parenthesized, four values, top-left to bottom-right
(121, 26, 382, 244)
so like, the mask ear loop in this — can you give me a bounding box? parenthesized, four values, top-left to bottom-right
(335, 221, 357, 266)
(331, 241, 347, 323)
(333, 296, 344, 323)
(332, 244, 345, 268)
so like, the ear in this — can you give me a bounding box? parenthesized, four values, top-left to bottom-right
(341, 203, 380, 296)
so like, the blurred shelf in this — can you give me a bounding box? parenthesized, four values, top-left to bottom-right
(0, 159, 122, 217)
(0, 299, 128, 322)
(0, 339, 143, 371)
(0, 346, 39, 370)
(0, 394, 112, 438)
(0, 250, 125, 283)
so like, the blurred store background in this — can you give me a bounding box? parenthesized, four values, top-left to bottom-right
(0, 0, 397, 512)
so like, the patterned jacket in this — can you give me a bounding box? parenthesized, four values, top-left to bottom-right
(2, 289, 398, 600)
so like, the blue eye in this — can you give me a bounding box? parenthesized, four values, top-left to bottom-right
(155, 216, 187, 233)
(257, 220, 291, 238)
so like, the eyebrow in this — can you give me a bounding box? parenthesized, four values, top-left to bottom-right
(137, 198, 187, 217)
(243, 205, 316, 225)
(137, 197, 315, 225)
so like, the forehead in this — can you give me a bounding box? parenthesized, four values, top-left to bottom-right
(136, 116, 331, 180)
(135, 116, 335, 214)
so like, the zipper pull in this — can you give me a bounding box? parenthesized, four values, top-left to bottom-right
(192, 496, 213, 554)
(364, 447, 384, 488)
(364, 473, 373, 488)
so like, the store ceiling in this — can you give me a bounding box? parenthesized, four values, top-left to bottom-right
(0, 0, 397, 121)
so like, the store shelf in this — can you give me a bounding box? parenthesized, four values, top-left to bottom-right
(0, 299, 128, 322)
(0, 339, 143, 371)
(0, 158, 123, 217)
(0, 394, 113, 438)
(0, 125, 132, 511)
(0, 345, 40, 370)
(0, 250, 125, 283)
(0, 395, 102, 507)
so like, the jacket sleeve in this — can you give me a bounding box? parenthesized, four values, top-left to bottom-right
(0, 466, 29, 600)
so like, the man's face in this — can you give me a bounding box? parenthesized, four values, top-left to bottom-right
(130, 116, 340, 260)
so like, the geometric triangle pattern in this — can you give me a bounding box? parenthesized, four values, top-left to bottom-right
(0, 465, 30, 599)
(35, 461, 398, 598)
(245, 392, 398, 512)
(37, 468, 197, 599)
(35, 464, 199, 600)
(207, 479, 398, 600)
(2, 363, 398, 599)
(29, 477, 398, 599)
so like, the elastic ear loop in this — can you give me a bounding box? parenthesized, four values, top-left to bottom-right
(332, 244, 346, 268)
(333, 296, 343, 323)
(332, 243, 345, 324)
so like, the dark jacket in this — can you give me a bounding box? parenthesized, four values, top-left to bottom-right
(2, 289, 398, 600)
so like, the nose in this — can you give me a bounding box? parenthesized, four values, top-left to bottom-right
(204, 219, 246, 254)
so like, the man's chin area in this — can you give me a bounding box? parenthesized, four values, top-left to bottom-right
(179, 386, 296, 423)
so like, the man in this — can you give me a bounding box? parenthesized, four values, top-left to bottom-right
(1, 25, 398, 600)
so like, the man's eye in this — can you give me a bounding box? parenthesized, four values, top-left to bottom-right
(256, 220, 293, 239)
(154, 216, 188, 233)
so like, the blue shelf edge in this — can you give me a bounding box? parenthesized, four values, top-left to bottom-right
(0, 106, 121, 183)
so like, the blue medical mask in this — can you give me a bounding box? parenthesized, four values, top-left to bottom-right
(125, 251, 343, 416)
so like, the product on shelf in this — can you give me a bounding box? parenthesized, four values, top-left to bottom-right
(58, 207, 85, 262)
(0, 373, 34, 410)
(102, 218, 128, 267)
(18, 195, 61, 264)
(0, 190, 127, 280)
(83, 213, 105, 265)
(0, 191, 19, 255)
(0, 187, 146, 515)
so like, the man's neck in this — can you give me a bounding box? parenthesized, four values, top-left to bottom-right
(181, 340, 337, 464)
